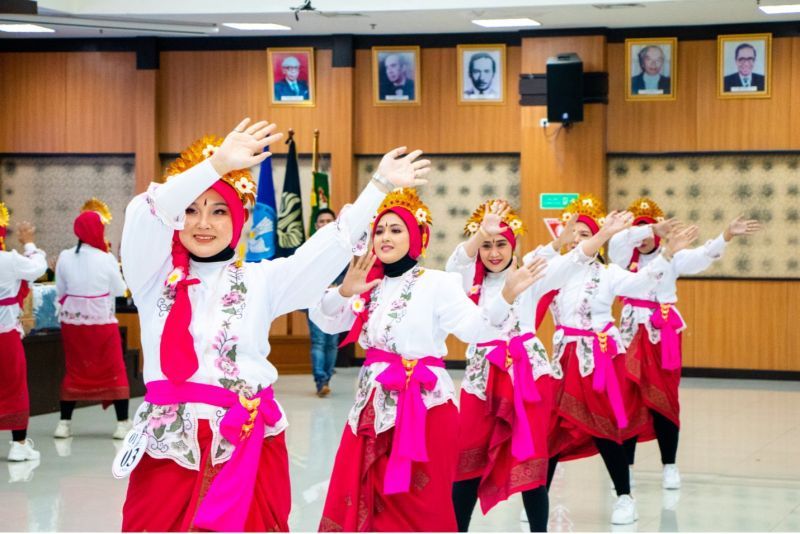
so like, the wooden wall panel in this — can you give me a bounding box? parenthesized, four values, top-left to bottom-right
(134, 69, 160, 193)
(353, 47, 521, 154)
(0, 52, 68, 153)
(607, 41, 699, 153)
(64, 52, 136, 153)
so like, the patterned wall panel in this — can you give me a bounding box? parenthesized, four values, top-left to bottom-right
(0, 156, 134, 263)
(357, 155, 521, 271)
(608, 154, 799, 279)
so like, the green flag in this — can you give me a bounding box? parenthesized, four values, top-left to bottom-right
(308, 170, 331, 236)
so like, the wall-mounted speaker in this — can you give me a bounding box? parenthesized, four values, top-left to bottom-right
(546, 53, 584, 124)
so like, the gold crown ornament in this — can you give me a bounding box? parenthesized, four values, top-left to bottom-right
(81, 197, 113, 224)
(164, 135, 257, 208)
(376, 188, 433, 227)
(627, 197, 665, 222)
(0, 202, 8, 251)
(561, 193, 607, 228)
(463, 200, 525, 237)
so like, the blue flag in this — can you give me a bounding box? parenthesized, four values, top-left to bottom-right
(246, 148, 277, 262)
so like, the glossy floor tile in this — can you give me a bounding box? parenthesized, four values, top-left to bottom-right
(1, 370, 799, 532)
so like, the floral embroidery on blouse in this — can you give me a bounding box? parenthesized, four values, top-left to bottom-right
(134, 401, 199, 469)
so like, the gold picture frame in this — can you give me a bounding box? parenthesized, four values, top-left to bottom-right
(625, 37, 678, 101)
(718, 33, 771, 99)
(457, 44, 506, 105)
(372, 46, 421, 106)
(267, 47, 316, 107)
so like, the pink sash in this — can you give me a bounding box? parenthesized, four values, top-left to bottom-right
(556, 323, 628, 429)
(144, 380, 282, 532)
(478, 332, 540, 461)
(364, 348, 445, 495)
(622, 298, 683, 371)
(58, 292, 110, 305)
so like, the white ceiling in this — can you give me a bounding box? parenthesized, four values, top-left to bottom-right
(0, 0, 798, 38)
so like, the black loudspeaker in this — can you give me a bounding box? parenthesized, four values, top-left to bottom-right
(546, 53, 584, 124)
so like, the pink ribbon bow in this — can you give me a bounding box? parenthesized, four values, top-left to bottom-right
(557, 324, 628, 430)
(365, 348, 444, 495)
(479, 332, 540, 461)
(145, 380, 282, 532)
(649, 304, 683, 371)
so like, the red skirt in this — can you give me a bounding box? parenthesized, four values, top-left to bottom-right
(60, 323, 129, 401)
(319, 398, 459, 532)
(549, 342, 653, 462)
(624, 325, 681, 427)
(122, 420, 290, 532)
(0, 330, 29, 431)
(455, 368, 553, 514)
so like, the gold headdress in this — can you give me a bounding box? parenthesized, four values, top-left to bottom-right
(627, 197, 665, 223)
(463, 200, 525, 237)
(81, 197, 112, 224)
(376, 188, 433, 227)
(164, 135, 257, 208)
(561, 193, 606, 229)
(0, 202, 8, 251)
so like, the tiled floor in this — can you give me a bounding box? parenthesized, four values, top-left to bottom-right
(1, 369, 799, 532)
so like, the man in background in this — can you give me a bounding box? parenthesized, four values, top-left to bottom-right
(464, 52, 498, 99)
(724, 43, 765, 92)
(274, 56, 310, 101)
(631, 45, 671, 95)
(379, 53, 415, 100)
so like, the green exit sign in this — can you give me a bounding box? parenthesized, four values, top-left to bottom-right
(540, 193, 578, 210)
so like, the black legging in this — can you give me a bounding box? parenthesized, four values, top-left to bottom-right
(548, 437, 631, 497)
(11, 429, 27, 441)
(60, 399, 129, 422)
(453, 477, 549, 532)
(625, 409, 679, 465)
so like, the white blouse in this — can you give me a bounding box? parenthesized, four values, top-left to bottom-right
(0, 243, 47, 335)
(56, 245, 127, 325)
(609, 226, 727, 346)
(527, 245, 670, 377)
(120, 159, 381, 470)
(445, 243, 592, 399)
(310, 265, 511, 435)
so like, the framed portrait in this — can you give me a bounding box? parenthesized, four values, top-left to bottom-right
(372, 46, 421, 105)
(457, 44, 506, 104)
(718, 33, 771, 99)
(625, 37, 677, 101)
(267, 47, 315, 107)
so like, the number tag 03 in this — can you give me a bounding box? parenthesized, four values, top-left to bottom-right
(112, 426, 147, 479)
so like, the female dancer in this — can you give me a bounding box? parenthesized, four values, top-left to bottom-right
(609, 197, 761, 490)
(311, 189, 546, 532)
(0, 207, 46, 462)
(119, 118, 428, 532)
(534, 194, 698, 525)
(54, 199, 130, 440)
(447, 200, 636, 531)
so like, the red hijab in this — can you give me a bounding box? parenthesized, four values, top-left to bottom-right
(468, 223, 516, 304)
(74, 211, 109, 252)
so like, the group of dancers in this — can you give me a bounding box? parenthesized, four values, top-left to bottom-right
(0, 117, 761, 531)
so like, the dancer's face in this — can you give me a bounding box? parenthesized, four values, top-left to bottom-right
(180, 188, 233, 257)
(637, 236, 658, 255)
(373, 212, 410, 264)
(569, 221, 595, 251)
(479, 236, 513, 273)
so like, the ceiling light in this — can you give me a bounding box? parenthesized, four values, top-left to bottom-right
(223, 23, 291, 31)
(759, 4, 800, 14)
(0, 15, 218, 35)
(0, 23, 54, 33)
(472, 18, 541, 28)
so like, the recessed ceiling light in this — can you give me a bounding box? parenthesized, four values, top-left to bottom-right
(223, 23, 291, 31)
(471, 18, 541, 28)
(0, 23, 54, 33)
(759, 4, 800, 14)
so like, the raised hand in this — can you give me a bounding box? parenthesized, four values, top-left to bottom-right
(501, 256, 547, 304)
(209, 118, 284, 176)
(338, 252, 381, 298)
(481, 200, 511, 236)
(16, 221, 35, 245)
(664, 225, 699, 258)
(653, 217, 680, 238)
(724, 215, 762, 241)
(554, 213, 578, 250)
(376, 147, 431, 188)
(600, 210, 634, 237)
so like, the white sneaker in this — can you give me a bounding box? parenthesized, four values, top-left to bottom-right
(8, 439, 41, 462)
(8, 459, 40, 482)
(112, 420, 133, 440)
(611, 495, 638, 525)
(54, 437, 73, 457)
(54, 420, 72, 439)
(662, 464, 681, 489)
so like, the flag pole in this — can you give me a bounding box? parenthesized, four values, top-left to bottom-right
(312, 129, 320, 173)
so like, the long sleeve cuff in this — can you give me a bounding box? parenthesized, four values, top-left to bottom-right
(320, 287, 352, 317)
(451, 242, 476, 267)
(629, 224, 654, 244)
(23, 243, 41, 256)
(336, 182, 386, 252)
(152, 159, 221, 225)
(486, 292, 512, 327)
(704, 234, 727, 259)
